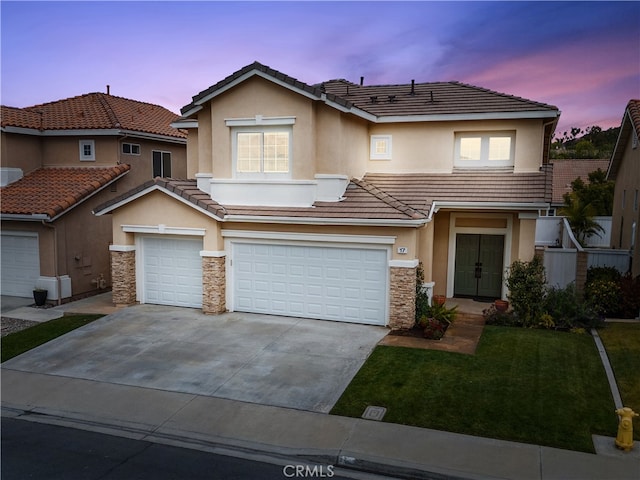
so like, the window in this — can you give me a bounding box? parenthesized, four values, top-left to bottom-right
(233, 127, 291, 178)
(455, 132, 515, 168)
(370, 135, 392, 160)
(122, 143, 140, 155)
(152, 151, 171, 178)
(79, 140, 95, 161)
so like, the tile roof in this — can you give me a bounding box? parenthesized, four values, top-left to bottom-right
(181, 61, 559, 120)
(321, 79, 559, 118)
(93, 177, 428, 222)
(1, 165, 130, 220)
(608, 99, 640, 180)
(2, 93, 186, 139)
(363, 169, 553, 212)
(550, 159, 610, 205)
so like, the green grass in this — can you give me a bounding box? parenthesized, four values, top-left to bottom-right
(598, 322, 640, 440)
(1, 314, 103, 363)
(331, 326, 617, 452)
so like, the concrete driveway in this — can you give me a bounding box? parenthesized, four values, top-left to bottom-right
(2, 304, 388, 413)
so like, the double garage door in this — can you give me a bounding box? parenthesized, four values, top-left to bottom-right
(141, 237, 388, 325)
(233, 243, 387, 325)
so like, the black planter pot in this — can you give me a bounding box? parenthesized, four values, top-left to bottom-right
(33, 289, 48, 306)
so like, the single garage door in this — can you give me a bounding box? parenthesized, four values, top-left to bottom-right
(142, 236, 203, 308)
(233, 243, 388, 325)
(1, 233, 40, 297)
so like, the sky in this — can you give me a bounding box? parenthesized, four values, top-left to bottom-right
(1, 1, 639, 136)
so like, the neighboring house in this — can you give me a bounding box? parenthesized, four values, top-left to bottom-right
(94, 62, 559, 329)
(608, 99, 640, 277)
(548, 159, 610, 214)
(1, 93, 187, 301)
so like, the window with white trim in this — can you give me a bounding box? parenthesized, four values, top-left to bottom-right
(370, 135, 392, 160)
(454, 132, 515, 168)
(152, 151, 171, 177)
(232, 126, 291, 178)
(122, 143, 140, 155)
(79, 140, 95, 161)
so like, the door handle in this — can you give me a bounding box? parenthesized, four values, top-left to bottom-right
(475, 265, 482, 279)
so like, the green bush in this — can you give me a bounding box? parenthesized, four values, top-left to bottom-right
(585, 279, 621, 317)
(586, 265, 621, 285)
(506, 256, 546, 327)
(482, 304, 520, 327)
(415, 262, 431, 324)
(544, 283, 600, 329)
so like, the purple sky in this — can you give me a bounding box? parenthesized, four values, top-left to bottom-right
(2, 1, 639, 136)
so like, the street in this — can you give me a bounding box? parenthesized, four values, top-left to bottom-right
(1, 417, 355, 479)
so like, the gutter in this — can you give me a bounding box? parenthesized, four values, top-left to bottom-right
(223, 215, 428, 227)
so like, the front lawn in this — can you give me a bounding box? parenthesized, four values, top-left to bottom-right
(331, 326, 617, 453)
(598, 322, 640, 440)
(1, 314, 103, 363)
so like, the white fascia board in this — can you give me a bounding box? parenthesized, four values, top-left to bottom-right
(171, 119, 199, 129)
(223, 214, 427, 227)
(200, 250, 226, 257)
(376, 110, 559, 124)
(109, 244, 136, 252)
(118, 130, 187, 144)
(93, 184, 225, 222)
(0, 213, 49, 221)
(222, 229, 397, 245)
(1, 126, 43, 136)
(389, 259, 420, 268)
(122, 224, 206, 236)
(225, 116, 296, 127)
(42, 128, 121, 136)
(433, 201, 549, 212)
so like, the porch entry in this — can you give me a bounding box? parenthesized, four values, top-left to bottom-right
(454, 234, 504, 300)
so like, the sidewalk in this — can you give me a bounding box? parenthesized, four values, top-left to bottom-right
(2, 368, 638, 480)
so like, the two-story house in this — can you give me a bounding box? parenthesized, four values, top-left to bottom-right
(1, 92, 187, 301)
(608, 99, 640, 277)
(94, 62, 559, 329)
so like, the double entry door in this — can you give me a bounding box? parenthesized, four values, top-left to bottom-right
(454, 234, 504, 300)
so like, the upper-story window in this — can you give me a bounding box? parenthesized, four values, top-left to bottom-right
(122, 143, 140, 155)
(227, 116, 294, 179)
(79, 140, 95, 161)
(454, 132, 515, 168)
(152, 151, 171, 178)
(370, 135, 392, 160)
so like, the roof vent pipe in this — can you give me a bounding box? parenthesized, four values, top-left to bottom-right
(410, 80, 415, 95)
(106, 85, 110, 95)
(360, 76, 364, 86)
(430, 91, 434, 103)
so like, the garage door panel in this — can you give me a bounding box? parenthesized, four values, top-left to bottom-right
(1, 234, 40, 297)
(233, 243, 387, 325)
(142, 237, 202, 308)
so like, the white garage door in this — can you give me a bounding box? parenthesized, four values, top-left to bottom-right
(142, 237, 202, 308)
(1, 233, 40, 297)
(233, 243, 388, 325)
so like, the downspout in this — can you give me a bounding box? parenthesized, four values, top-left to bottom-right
(41, 220, 62, 305)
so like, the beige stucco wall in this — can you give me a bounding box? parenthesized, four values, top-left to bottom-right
(367, 119, 546, 174)
(611, 135, 640, 276)
(110, 190, 222, 251)
(1, 132, 43, 174)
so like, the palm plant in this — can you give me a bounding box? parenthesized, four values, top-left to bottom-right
(559, 192, 605, 247)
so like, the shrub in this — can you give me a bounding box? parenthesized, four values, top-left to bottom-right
(415, 263, 431, 324)
(482, 305, 520, 327)
(422, 318, 446, 340)
(544, 283, 600, 329)
(505, 256, 546, 327)
(585, 279, 621, 317)
(586, 266, 621, 285)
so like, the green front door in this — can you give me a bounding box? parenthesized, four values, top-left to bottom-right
(454, 234, 505, 299)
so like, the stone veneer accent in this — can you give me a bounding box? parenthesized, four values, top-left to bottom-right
(389, 266, 417, 330)
(111, 250, 136, 305)
(202, 256, 226, 314)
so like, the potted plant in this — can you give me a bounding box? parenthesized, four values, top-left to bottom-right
(432, 294, 446, 306)
(494, 299, 509, 312)
(33, 288, 48, 306)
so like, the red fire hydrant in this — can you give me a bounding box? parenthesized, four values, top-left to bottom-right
(615, 407, 639, 451)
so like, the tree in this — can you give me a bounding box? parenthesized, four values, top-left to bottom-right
(563, 168, 614, 216)
(560, 191, 605, 247)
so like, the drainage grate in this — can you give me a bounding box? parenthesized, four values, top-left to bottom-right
(362, 406, 387, 421)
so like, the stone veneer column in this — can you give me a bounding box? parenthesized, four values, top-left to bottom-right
(202, 256, 226, 314)
(110, 249, 136, 305)
(389, 265, 417, 330)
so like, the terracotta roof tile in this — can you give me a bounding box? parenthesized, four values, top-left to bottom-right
(93, 177, 427, 222)
(363, 169, 552, 212)
(2, 93, 186, 139)
(550, 159, 610, 205)
(1, 165, 130, 219)
(181, 61, 558, 119)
